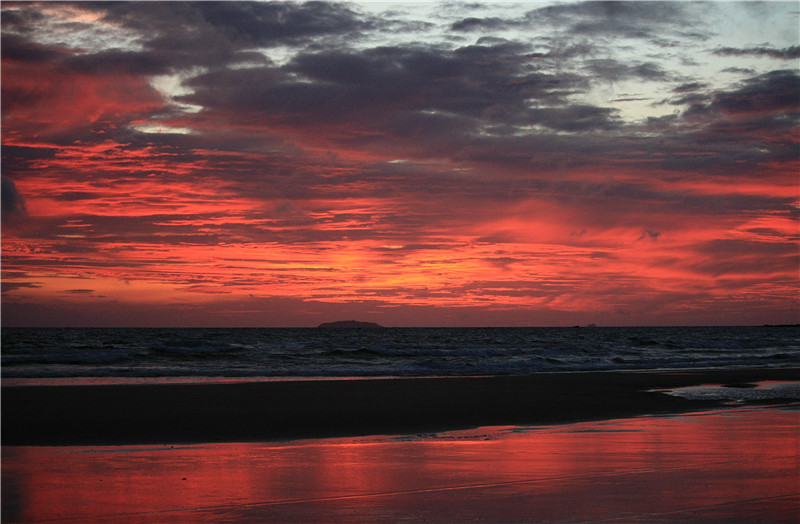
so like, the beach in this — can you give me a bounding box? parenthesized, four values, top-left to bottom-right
(3, 368, 799, 522)
(4, 368, 799, 445)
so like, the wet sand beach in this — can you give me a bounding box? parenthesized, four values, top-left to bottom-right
(3, 405, 798, 522)
(3, 368, 798, 445)
(3, 368, 798, 522)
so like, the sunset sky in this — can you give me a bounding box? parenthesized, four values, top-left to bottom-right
(2, 1, 798, 327)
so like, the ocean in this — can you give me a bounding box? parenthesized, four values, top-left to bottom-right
(2, 326, 798, 384)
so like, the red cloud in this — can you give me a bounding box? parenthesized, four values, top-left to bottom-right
(3, 59, 164, 142)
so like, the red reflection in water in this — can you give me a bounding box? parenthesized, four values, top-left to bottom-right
(2, 407, 798, 522)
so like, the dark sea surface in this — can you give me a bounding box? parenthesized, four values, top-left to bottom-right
(2, 326, 798, 384)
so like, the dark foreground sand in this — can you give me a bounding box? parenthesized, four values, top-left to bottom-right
(3, 367, 798, 445)
(3, 369, 799, 522)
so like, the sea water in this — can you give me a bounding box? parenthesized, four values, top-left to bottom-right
(3, 326, 798, 383)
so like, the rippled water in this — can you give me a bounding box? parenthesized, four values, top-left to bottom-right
(3, 326, 798, 381)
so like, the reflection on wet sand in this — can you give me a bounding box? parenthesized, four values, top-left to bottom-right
(3, 406, 798, 522)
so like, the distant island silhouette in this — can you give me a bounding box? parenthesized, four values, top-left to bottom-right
(317, 320, 384, 329)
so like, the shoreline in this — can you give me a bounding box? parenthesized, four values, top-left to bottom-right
(5, 405, 798, 522)
(3, 367, 798, 446)
(2, 364, 798, 387)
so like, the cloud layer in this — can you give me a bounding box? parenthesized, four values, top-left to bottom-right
(2, 1, 798, 326)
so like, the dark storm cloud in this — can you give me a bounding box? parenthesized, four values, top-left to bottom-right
(713, 70, 800, 115)
(1, 281, 41, 294)
(586, 59, 674, 82)
(92, 0, 368, 44)
(89, 0, 371, 70)
(0, 34, 67, 63)
(194, 1, 367, 42)
(2, 1, 372, 75)
(720, 66, 757, 75)
(3, 0, 694, 159)
(713, 45, 800, 60)
(291, 45, 470, 87)
(65, 49, 177, 76)
(53, 192, 106, 202)
(181, 39, 593, 135)
(672, 82, 709, 93)
(3, 17, 169, 76)
(1, 0, 716, 149)
(0, 5, 53, 38)
(450, 16, 510, 32)
(636, 69, 799, 174)
(530, 1, 704, 40)
(62, 289, 95, 295)
(1, 146, 56, 176)
(381, 111, 480, 142)
(529, 105, 621, 132)
(1, 177, 26, 218)
(668, 70, 799, 166)
(674, 70, 799, 124)
(451, 1, 702, 41)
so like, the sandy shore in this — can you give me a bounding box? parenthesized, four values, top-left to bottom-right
(3, 368, 798, 445)
(3, 406, 798, 522)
